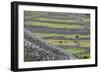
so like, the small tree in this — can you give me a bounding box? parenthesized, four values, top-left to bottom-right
(75, 35, 79, 38)
(59, 41, 62, 43)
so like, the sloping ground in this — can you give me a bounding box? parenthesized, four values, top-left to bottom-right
(24, 29, 76, 61)
(24, 11, 90, 60)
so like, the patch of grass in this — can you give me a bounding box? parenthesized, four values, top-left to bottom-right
(25, 11, 44, 16)
(77, 52, 90, 59)
(25, 11, 75, 20)
(65, 48, 86, 54)
(82, 15, 90, 19)
(39, 18, 78, 23)
(64, 48, 90, 59)
(26, 22, 83, 28)
(82, 18, 90, 22)
(81, 15, 90, 23)
(79, 40, 90, 47)
(33, 32, 90, 38)
(47, 40, 76, 45)
(64, 34, 90, 38)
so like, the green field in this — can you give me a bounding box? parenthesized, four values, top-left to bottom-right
(48, 40, 77, 45)
(79, 40, 90, 47)
(25, 11, 90, 59)
(26, 22, 83, 28)
(38, 18, 78, 23)
(64, 48, 90, 59)
(33, 33, 90, 39)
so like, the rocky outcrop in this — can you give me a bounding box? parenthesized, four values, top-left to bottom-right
(24, 29, 76, 61)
